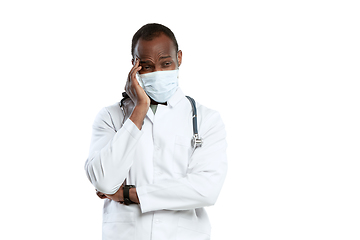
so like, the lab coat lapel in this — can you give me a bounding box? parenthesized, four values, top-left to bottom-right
(146, 107, 154, 123)
(145, 87, 184, 123)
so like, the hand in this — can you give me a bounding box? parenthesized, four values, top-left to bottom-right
(125, 58, 150, 130)
(95, 182, 125, 202)
(96, 189, 109, 200)
(104, 183, 125, 203)
(95, 183, 139, 204)
(129, 187, 140, 204)
(125, 58, 150, 107)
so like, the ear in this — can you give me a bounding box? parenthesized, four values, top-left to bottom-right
(177, 50, 183, 67)
(131, 58, 134, 66)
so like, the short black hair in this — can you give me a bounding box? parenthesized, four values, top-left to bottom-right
(131, 23, 178, 58)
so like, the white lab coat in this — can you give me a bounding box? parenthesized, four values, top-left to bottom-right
(85, 88, 227, 240)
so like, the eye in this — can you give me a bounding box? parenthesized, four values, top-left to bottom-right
(163, 61, 172, 67)
(141, 65, 153, 71)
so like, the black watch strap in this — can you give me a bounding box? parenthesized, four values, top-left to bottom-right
(124, 185, 136, 205)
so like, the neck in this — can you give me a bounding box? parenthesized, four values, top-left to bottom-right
(150, 98, 167, 106)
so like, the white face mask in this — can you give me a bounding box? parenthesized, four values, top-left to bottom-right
(138, 69, 179, 103)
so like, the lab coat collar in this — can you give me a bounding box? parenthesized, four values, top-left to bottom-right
(166, 87, 185, 108)
(145, 87, 185, 123)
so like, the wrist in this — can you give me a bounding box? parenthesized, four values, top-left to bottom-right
(129, 188, 139, 204)
(123, 185, 135, 205)
(136, 101, 150, 109)
(130, 104, 149, 130)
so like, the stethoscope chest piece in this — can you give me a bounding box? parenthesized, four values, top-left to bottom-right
(192, 133, 203, 149)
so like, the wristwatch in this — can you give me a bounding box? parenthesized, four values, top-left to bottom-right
(124, 185, 136, 205)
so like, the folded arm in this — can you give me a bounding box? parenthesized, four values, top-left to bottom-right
(84, 107, 144, 195)
(136, 111, 227, 213)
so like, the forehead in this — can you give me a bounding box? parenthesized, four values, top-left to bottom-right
(134, 33, 176, 59)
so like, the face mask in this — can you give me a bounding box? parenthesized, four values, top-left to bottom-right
(138, 69, 179, 103)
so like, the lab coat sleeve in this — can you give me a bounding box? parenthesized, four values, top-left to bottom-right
(84, 107, 143, 194)
(136, 111, 227, 213)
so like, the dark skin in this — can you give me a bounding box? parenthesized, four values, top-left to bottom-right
(97, 33, 183, 203)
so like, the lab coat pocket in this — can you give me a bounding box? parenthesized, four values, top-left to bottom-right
(177, 217, 211, 240)
(173, 135, 192, 176)
(102, 212, 136, 240)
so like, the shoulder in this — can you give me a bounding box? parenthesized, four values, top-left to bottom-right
(196, 101, 223, 123)
(183, 95, 219, 119)
(92, 102, 123, 130)
(95, 102, 122, 119)
(181, 94, 224, 126)
(194, 101, 226, 135)
(104, 102, 123, 116)
(190, 100, 227, 151)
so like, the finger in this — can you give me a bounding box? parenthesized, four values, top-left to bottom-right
(96, 191, 107, 199)
(104, 194, 114, 201)
(133, 57, 140, 67)
(130, 66, 142, 82)
(127, 59, 138, 84)
(127, 60, 141, 90)
(130, 59, 141, 76)
(130, 58, 140, 75)
(131, 66, 141, 86)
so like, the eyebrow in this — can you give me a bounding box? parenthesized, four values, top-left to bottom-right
(159, 56, 171, 60)
(139, 60, 153, 64)
(140, 56, 172, 64)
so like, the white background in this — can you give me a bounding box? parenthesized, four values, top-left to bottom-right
(1, 0, 359, 239)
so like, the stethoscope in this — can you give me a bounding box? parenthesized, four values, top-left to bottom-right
(120, 92, 203, 149)
(185, 96, 203, 149)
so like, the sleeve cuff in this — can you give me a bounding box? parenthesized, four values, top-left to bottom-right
(122, 118, 143, 140)
(136, 185, 151, 213)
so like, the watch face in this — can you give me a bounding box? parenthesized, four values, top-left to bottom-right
(124, 198, 131, 205)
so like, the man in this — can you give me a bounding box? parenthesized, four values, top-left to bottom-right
(85, 23, 227, 240)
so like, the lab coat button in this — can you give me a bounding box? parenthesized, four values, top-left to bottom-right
(154, 219, 161, 224)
